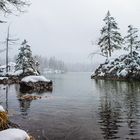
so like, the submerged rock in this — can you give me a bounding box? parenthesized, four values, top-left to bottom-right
(19, 95, 42, 101)
(91, 51, 140, 81)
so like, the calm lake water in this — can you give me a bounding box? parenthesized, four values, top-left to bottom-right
(1, 72, 140, 140)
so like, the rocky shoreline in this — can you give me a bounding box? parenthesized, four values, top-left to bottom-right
(0, 75, 53, 93)
(91, 52, 140, 81)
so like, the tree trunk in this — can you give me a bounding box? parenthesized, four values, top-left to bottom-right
(108, 22, 111, 57)
(6, 27, 10, 75)
(130, 38, 133, 58)
(108, 38, 111, 57)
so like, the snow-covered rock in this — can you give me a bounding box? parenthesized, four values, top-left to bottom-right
(0, 128, 30, 140)
(20, 75, 53, 93)
(21, 75, 50, 83)
(0, 77, 8, 80)
(91, 51, 140, 80)
(0, 105, 5, 112)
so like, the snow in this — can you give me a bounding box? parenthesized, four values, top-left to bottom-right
(0, 62, 16, 71)
(21, 75, 51, 82)
(13, 70, 23, 76)
(0, 62, 16, 76)
(119, 69, 128, 77)
(44, 68, 65, 74)
(108, 49, 128, 61)
(0, 77, 8, 80)
(0, 105, 5, 112)
(0, 128, 30, 140)
(98, 72, 105, 76)
(0, 60, 39, 76)
(92, 51, 140, 79)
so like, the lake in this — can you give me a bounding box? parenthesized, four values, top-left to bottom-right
(1, 72, 140, 140)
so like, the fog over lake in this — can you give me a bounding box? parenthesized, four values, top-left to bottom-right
(0, 0, 140, 64)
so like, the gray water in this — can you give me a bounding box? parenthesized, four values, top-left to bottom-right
(1, 72, 140, 140)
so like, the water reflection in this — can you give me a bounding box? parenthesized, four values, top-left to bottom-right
(95, 80, 140, 139)
(124, 83, 140, 137)
(1, 73, 140, 140)
(18, 96, 32, 116)
(14, 84, 31, 116)
(14, 84, 52, 117)
(5, 86, 9, 112)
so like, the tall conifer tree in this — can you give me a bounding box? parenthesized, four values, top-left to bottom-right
(15, 40, 36, 73)
(98, 11, 123, 57)
(125, 25, 140, 58)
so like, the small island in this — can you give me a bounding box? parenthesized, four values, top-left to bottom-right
(0, 40, 53, 92)
(91, 11, 140, 81)
(91, 51, 140, 80)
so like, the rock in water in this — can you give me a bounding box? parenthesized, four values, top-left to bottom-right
(20, 75, 53, 93)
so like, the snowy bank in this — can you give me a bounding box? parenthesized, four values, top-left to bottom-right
(20, 75, 53, 92)
(91, 51, 140, 81)
(0, 128, 30, 140)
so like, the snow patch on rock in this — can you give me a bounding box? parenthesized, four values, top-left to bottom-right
(21, 75, 50, 83)
(0, 77, 8, 80)
(0, 105, 5, 112)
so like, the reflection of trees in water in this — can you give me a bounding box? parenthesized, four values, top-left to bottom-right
(14, 84, 52, 117)
(0, 85, 10, 112)
(95, 80, 121, 139)
(123, 83, 140, 137)
(15, 84, 32, 116)
(18, 98, 32, 116)
(95, 80, 140, 139)
(5, 86, 9, 112)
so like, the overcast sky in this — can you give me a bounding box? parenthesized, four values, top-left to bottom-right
(0, 0, 140, 63)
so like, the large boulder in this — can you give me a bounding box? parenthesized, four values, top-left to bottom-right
(20, 75, 53, 93)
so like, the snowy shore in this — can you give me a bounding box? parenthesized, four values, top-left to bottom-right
(91, 51, 140, 81)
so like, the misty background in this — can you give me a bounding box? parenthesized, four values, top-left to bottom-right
(0, 0, 140, 71)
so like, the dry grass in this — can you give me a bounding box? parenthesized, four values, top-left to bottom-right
(29, 135, 35, 140)
(0, 111, 9, 130)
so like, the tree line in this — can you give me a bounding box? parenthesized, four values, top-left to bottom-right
(34, 55, 67, 73)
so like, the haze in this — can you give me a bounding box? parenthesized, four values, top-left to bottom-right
(0, 0, 140, 63)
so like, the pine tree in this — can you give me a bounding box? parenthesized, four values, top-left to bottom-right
(15, 40, 37, 74)
(0, 0, 29, 15)
(98, 11, 123, 57)
(125, 25, 140, 57)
